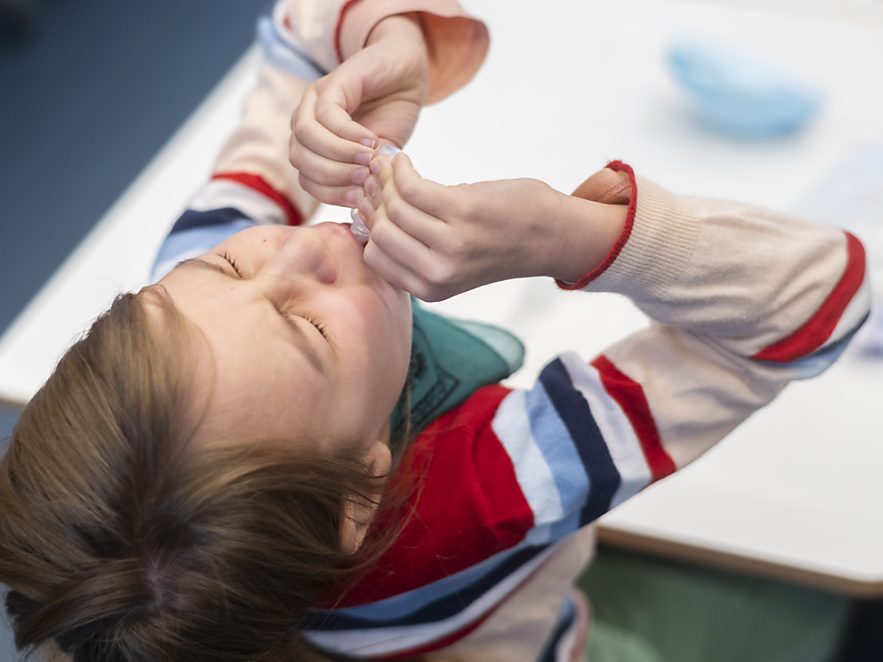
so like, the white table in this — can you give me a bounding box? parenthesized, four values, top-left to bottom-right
(2, 0, 882, 595)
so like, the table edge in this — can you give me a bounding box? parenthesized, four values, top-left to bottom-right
(597, 525, 883, 597)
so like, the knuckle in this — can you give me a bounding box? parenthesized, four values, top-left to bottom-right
(396, 177, 419, 202)
(370, 220, 389, 247)
(428, 260, 456, 289)
(362, 242, 379, 267)
(315, 101, 335, 124)
(292, 122, 310, 144)
(385, 199, 404, 224)
(298, 173, 314, 193)
(444, 234, 467, 262)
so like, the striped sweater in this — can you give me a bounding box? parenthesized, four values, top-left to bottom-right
(150, 2, 871, 660)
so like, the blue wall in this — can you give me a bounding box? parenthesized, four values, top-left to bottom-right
(0, 0, 257, 656)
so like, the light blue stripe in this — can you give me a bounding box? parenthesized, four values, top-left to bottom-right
(150, 219, 254, 281)
(315, 541, 546, 622)
(525, 379, 592, 521)
(257, 14, 325, 80)
(764, 313, 868, 379)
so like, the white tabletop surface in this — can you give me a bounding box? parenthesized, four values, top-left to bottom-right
(1, 0, 882, 593)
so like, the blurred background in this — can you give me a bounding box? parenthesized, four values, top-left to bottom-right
(0, 0, 255, 657)
(1, 0, 882, 660)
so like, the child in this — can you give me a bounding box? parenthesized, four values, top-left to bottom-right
(0, 2, 870, 661)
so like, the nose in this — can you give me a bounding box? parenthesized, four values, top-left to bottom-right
(265, 226, 339, 285)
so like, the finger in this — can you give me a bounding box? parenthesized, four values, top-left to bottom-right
(292, 86, 376, 172)
(363, 239, 427, 297)
(355, 195, 376, 227)
(380, 173, 449, 249)
(293, 114, 375, 166)
(364, 174, 382, 206)
(390, 153, 460, 220)
(314, 79, 378, 146)
(571, 168, 632, 204)
(291, 146, 370, 189)
(369, 213, 436, 277)
(298, 174, 365, 208)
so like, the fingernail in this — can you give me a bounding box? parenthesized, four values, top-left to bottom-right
(358, 195, 375, 215)
(364, 176, 378, 199)
(354, 151, 371, 166)
(370, 159, 381, 175)
(360, 138, 377, 149)
(344, 188, 361, 204)
(378, 144, 402, 157)
(351, 167, 369, 185)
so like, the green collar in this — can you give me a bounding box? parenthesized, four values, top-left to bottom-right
(389, 302, 525, 454)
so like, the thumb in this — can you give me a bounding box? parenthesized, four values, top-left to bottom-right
(354, 98, 421, 149)
(571, 168, 632, 204)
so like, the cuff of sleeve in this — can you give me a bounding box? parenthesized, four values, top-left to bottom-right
(558, 161, 700, 300)
(337, 0, 489, 103)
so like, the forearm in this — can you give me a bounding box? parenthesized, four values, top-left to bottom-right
(285, 0, 488, 102)
(212, 61, 317, 226)
(462, 166, 872, 539)
(572, 163, 869, 362)
(562, 163, 869, 471)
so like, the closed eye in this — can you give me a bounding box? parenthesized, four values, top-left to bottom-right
(303, 316, 330, 341)
(220, 251, 243, 277)
(274, 304, 330, 343)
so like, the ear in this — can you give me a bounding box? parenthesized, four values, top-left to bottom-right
(339, 440, 392, 555)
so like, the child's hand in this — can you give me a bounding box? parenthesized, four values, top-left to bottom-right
(357, 154, 627, 301)
(288, 15, 429, 209)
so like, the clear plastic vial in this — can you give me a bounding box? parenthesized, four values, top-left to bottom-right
(349, 145, 402, 245)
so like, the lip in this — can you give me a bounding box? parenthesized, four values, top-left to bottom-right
(331, 221, 367, 251)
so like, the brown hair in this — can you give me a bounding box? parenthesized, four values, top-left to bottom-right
(0, 289, 410, 661)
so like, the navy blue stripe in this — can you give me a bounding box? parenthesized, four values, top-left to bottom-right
(169, 207, 251, 235)
(538, 358, 620, 525)
(538, 597, 577, 662)
(305, 544, 551, 631)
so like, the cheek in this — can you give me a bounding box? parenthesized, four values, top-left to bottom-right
(333, 291, 411, 385)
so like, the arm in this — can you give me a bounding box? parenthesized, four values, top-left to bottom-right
(149, 4, 320, 281)
(357, 158, 869, 573)
(487, 162, 869, 534)
(304, 165, 869, 659)
(285, 0, 489, 207)
(283, 0, 489, 104)
(151, 1, 488, 281)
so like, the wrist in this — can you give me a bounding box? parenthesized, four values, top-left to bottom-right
(548, 193, 628, 284)
(364, 14, 430, 95)
(367, 13, 426, 50)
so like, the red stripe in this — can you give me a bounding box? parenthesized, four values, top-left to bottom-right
(591, 354, 676, 482)
(753, 231, 866, 362)
(558, 160, 637, 290)
(334, 384, 534, 606)
(211, 172, 303, 226)
(334, 0, 362, 63)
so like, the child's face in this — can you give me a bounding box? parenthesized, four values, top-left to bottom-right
(156, 223, 412, 454)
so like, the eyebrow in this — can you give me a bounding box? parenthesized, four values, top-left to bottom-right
(175, 257, 327, 375)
